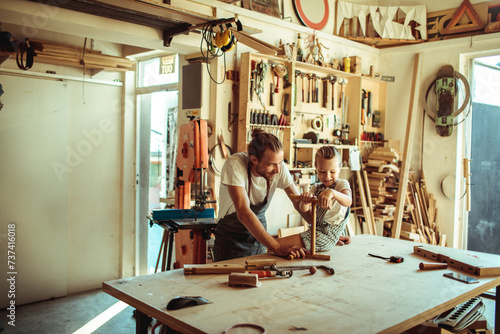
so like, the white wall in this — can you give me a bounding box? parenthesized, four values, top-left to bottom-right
(379, 33, 500, 248)
(0, 24, 132, 305)
(0, 76, 70, 307)
(0, 74, 126, 306)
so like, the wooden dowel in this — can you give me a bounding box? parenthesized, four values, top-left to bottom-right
(311, 202, 316, 255)
(419, 262, 448, 270)
(363, 170, 377, 235)
(356, 171, 374, 235)
(288, 194, 319, 256)
(392, 53, 423, 238)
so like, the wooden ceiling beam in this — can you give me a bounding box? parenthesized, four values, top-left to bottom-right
(24, 0, 216, 30)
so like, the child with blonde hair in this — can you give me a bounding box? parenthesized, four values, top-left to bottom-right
(277, 145, 352, 252)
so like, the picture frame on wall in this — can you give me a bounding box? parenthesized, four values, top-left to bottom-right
(242, 0, 281, 18)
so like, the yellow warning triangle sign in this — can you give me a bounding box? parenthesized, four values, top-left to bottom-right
(443, 0, 485, 35)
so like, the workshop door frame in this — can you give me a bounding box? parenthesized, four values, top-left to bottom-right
(136, 90, 179, 275)
(465, 54, 500, 255)
(135, 55, 179, 275)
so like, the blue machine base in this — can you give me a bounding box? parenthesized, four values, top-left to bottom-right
(152, 208, 215, 221)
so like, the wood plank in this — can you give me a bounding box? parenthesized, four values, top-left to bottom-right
(414, 244, 500, 277)
(363, 170, 377, 235)
(414, 181, 430, 228)
(356, 171, 374, 235)
(230, 29, 279, 55)
(184, 264, 246, 274)
(391, 53, 424, 238)
(237, 53, 251, 153)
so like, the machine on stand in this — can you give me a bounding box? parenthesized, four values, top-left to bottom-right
(150, 119, 217, 271)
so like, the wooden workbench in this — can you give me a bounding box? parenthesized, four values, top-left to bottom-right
(103, 235, 500, 333)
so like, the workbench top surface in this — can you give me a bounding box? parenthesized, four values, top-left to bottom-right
(103, 235, 500, 334)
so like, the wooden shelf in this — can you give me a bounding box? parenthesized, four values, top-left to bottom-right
(294, 110, 332, 116)
(237, 52, 387, 173)
(289, 166, 351, 172)
(347, 36, 424, 48)
(294, 60, 361, 78)
(294, 143, 356, 149)
(248, 124, 291, 129)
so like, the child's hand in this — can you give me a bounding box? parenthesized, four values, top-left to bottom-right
(336, 236, 351, 246)
(317, 189, 335, 209)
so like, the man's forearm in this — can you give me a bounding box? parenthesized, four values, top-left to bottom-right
(237, 210, 280, 252)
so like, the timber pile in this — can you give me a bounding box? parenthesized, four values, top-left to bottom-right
(29, 39, 135, 72)
(354, 147, 444, 245)
(362, 147, 401, 221)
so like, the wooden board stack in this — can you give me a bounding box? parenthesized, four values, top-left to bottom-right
(355, 147, 443, 245)
(28, 39, 136, 73)
(403, 176, 442, 245)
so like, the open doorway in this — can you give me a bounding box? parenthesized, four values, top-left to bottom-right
(467, 54, 500, 255)
(136, 55, 179, 274)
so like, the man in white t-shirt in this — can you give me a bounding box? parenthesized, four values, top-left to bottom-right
(213, 129, 308, 261)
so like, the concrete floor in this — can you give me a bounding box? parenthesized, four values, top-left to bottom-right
(0, 289, 138, 334)
(0, 288, 496, 334)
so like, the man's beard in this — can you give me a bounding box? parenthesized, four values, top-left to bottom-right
(255, 164, 276, 181)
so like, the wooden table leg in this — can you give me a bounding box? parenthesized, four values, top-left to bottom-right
(166, 231, 174, 270)
(161, 231, 169, 271)
(495, 285, 499, 334)
(135, 309, 150, 334)
(155, 231, 167, 273)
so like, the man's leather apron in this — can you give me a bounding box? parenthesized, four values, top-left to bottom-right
(213, 164, 270, 262)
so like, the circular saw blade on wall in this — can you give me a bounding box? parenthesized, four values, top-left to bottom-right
(293, 0, 329, 30)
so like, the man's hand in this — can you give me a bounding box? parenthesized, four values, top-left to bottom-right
(273, 245, 309, 259)
(299, 192, 316, 203)
(336, 236, 351, 246)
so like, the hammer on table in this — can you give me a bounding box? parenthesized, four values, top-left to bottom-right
(287, 194, 330, 261)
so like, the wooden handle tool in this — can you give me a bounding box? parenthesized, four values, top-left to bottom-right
(311, 202, 316, 256)
(287, 254, 331, 261)
(288, 194, 325, 259)
(184, 264, 245, 275)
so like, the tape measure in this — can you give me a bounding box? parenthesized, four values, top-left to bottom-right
(368, 253, 404, 263)
(311, 117, 323, 130)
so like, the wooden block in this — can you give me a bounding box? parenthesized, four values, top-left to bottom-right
(414, 245, 500, 277)
(287, 253, 331, 261)
(228, 273, 259, 287)
(184, 264, 246, 275)
(287, 213, 304, 228)
(278, 225, 306, 238)
(245, 259, 277, 269)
